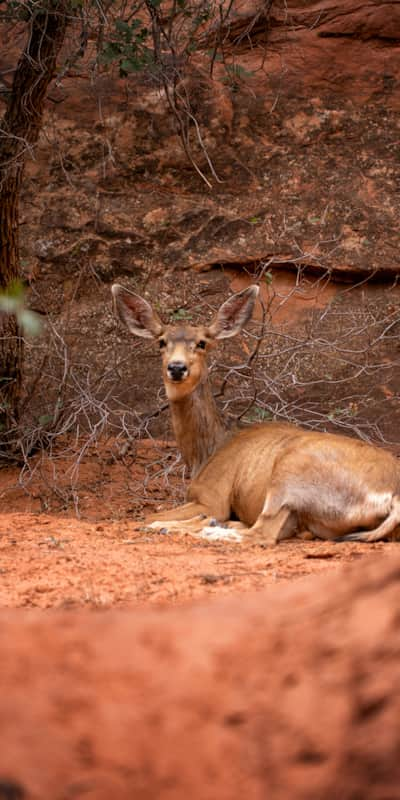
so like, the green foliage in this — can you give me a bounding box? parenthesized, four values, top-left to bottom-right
(264, 270, 273, 285)
(0, 1, 81, 21)
(222, 63, 254, 90)
(191, 5, 212, 25)
(39, 414, 53, 426)
(0, 281, 41, 336)
(170, 308, 193, 321)
(207, 51, 223, 61)
(0, 1, 27, 21)
(99, 17, 152, 76)
(243, 406, 272, 423)
(328, 403, 358, 421)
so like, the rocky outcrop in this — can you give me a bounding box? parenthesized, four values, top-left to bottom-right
(0, 1, 398, 285)
(0, 1, 399, 439)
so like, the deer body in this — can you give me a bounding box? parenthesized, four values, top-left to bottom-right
(113, 283, 400, 544)
(187, 423, 400, 541)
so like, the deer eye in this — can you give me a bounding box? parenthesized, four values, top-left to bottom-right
(159, 338, 167, 349)
(196, 340, 206, 350)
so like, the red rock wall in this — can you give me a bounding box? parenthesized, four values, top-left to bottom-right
(0, 2, 399, 455)
(0, 0, 399, 279)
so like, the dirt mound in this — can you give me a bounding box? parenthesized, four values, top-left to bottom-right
(0, 553, 399, 799)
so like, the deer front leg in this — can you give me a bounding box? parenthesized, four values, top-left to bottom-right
(145, 501, 225, 537)
(145, 500, 239, 539)
(145, 484, 238, 539)
(154, 483, 233, 532)
(145, 501, 211, 525)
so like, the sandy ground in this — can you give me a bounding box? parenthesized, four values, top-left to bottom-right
(2, 510, 397, 609)
(1, 439, 400, 799)
(0, 552, 399, 800)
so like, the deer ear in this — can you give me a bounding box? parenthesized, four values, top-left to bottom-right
(207, 285, 259, 340)
(112, 285, 163, 339)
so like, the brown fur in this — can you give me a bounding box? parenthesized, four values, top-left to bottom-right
(157, 325, 231, 476)
(112, 284, 400, 545)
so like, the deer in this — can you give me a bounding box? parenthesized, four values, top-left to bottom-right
(112, 283, 400, 545)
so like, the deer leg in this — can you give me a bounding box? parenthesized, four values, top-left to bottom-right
(145, 493, 233, 538)
(145, 503, 212, 537)
(243, 488, 297, 545)
(335, 496, 400, 543)
(146, 502, 225, 538)
(245, 507, 296, 545)
(193, 485, 300, 545)
(145, 501, 211, 525)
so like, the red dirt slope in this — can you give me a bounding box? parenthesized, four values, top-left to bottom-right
(0, 553, 399, 799)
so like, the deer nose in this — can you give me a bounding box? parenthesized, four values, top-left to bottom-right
(167, 361, 188, 381)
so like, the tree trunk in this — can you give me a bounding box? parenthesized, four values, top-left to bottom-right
(0, 2, 69, 451)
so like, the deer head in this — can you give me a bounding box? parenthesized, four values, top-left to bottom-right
(112, 284, 259, 401)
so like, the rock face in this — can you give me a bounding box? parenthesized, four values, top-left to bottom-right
(0, 554, 399, 799)
(0, 0, 398, 284)
(0, 1, 399, 443)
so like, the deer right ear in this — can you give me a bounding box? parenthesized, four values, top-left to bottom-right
(112, 285, 163, 339)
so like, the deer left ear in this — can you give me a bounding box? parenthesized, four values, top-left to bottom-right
(207, 285, 259, 340)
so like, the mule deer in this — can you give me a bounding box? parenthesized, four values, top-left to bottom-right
(112, 283, 400, 544)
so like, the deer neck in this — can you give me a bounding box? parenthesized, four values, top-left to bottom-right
(169, 379, 228, 477)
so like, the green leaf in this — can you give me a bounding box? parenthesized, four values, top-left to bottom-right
(3, 278, 25, 300)
(207, 51, 223, 61)
(99, 43, 122, 64)
(226, 64, 254, 79)
(243, 406, 272, 423)
(39, 414, 52, 427)
(264, 270, 273, 285)
(115, 19, 132, 33)
(171, 308, 193, 321)
(0, 280, 41, 336)
(0, 295, 18, 314)
(120, 57, 143, 74)
(18, 309, 42, 336)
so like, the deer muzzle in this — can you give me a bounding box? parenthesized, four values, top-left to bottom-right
(167, 361, 189, 382)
